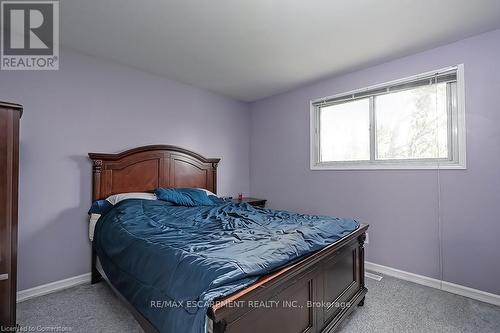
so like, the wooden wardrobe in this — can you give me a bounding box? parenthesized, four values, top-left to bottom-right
(0, 101, 22, 328)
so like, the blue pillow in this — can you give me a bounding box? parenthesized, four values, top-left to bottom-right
(88, 200, 114, 215)
(155, 188, 218, 206)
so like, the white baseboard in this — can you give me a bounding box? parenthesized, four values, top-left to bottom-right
(17, 273, 91, 303)
(441, 280, 500, 306)
(366, 261, 500, 306)
(365, 262, 442, 289)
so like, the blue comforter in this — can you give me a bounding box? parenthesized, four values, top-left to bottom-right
(94, 199, 359, 333)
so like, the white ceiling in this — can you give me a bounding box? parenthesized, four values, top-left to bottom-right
(61, 0, 500, 102)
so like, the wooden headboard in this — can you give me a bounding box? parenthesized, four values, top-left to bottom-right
(88, 145, 220, 201)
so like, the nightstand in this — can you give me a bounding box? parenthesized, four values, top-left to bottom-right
(231, 197, 267, 208)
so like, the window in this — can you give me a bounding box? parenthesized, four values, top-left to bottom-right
(310, 65, 466, 170)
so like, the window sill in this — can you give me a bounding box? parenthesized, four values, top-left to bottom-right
(310, 161, 466, 170)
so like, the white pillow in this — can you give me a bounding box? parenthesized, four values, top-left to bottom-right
(196, 188, 218, 197)
(106, 192, 157, 205)
(89, 213, 101, 241)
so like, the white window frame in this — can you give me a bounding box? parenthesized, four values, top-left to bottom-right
(310, 64, 466, 170)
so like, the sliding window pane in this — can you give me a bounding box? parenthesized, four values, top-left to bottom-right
(319, 98, 370, 162)
(375, 83, 449, 160)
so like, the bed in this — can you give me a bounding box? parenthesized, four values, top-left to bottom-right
(88, 145, 368, 333)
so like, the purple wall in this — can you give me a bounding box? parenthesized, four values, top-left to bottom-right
(0, 49, 250, 290)
(1, 30, 499, 295)
(249, 29, 500, 295)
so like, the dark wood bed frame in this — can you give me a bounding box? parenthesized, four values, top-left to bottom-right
(89, 145, 368, 333)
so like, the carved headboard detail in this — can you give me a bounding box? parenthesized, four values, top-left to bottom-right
(88, 145, 220, 201)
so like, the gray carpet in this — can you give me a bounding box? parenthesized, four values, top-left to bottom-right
(18, 273, 500, 333)
(337, 274, 500, 333)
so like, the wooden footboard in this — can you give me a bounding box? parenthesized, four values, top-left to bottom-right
(209, 225, 368, 333)
(93, 225, 368, 333)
